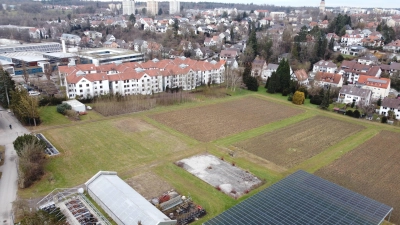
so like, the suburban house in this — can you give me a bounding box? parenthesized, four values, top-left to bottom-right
(314, 72, 343, 88)
(60, 33, 81, 45)
(219, 49, 238, 60)
(383, 40, 400, 52)
(341, 45, 367, 56)
(357, 54, 378, 65)
(313, 60, 337, 73)
(251, 57, 267, 77)
(390, 62, 400, 75)
(59, 57, 226, 98)
(292, 69, 309, 86)
(133, 40, 148, 52)
(379, 97, 400, 119)
(355, 75, 391, 99)
(264, 63, 279, 80)
(337, 85, 372, 105)
(341, 33, 363, 46)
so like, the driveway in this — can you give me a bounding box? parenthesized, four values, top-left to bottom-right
(0, 107, 29, 225)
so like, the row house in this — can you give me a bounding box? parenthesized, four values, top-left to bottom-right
(339, 60, 381, 83)
(356, 75, 391, 99)
(59, 58, 226, 98)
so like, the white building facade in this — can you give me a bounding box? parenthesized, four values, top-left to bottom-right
(60, 58, 226, 99)
(122, 0, 135, 15)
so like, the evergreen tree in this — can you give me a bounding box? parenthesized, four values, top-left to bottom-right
(58, 17, 61, 23)
(267, 71, 280, 93)
(277, 59, 291, 93)
(377, 97, 382, 106)
(158, 8, 163, 15)
(0, 68, 15, 107)
(265, 38, 273, 63)
(319, 85, 331, 110)
(129, 14, 136, 24)
(328, 37, 335, 51)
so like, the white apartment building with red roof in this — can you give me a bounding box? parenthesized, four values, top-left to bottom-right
(59, 58, 226, 98)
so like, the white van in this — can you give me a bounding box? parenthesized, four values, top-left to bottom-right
(28, 91, 40, 96)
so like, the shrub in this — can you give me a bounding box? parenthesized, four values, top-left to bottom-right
(345, 110, 354, 117)
(292, 91, 305, 105)
(353, 109, 361, 118)
(310, 95, 322, 105)
(39, 96, 67, 106)
(56, 103, 72, 115)
(297, 86, 308, 99)
(17, 141, 47, 188)
(381, 116, 388, 123)
(65, 109, 79, 120)
(351, 101, 355, 108)
(13, 134, 46, 157)
(287, 93, 293, 101)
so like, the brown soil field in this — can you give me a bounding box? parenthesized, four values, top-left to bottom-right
(126, 172, 174, 200)
(150, 97, 303, 142)
(316, 130, 400, 224)
(235, 116, 364, 168)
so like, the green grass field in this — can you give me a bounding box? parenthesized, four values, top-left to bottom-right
(19, 90, 400, 225)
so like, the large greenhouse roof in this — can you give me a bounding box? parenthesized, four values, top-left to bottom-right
(85, 171, 176, 225)
(204, 170, 393, 225)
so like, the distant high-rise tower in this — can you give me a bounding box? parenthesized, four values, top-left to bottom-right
(169, 0, 180, 15)
(123, 0, 135, 15)
(147, 0, 158, 16)
(319, 0, 326, 13)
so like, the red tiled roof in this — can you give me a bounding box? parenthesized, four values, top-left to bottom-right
(315, 72, 342, 84)
(357, 75, 390, 89)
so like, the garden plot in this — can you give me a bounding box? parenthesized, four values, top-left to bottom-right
(151, 97, 303, 142)
(235, 116, 364, 168)
(176, 154, 262, 198)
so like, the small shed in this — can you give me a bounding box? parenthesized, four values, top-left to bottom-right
(62, 99, 86, 112)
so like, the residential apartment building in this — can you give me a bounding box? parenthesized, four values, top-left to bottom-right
(356, 75, 391, 99)
(337, 85, 372, 105)
(59, 57, 226, 98)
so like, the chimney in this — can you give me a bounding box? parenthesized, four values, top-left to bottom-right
(62, 40, 67, 53)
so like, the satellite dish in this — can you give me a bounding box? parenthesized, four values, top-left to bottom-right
(78, 188, 84, 194)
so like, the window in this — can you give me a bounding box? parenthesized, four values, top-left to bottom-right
(80, 90, 83, 93)
(79, 84, 82, 88)
(99, 81, 102, 84)
(86, 84, 89, 87)
(100, 86, 103, 89)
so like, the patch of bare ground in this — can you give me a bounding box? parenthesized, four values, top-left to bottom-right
(235, 116, 364, 168)
(125, 172, 173, 200)
(151, 97, 303, 142)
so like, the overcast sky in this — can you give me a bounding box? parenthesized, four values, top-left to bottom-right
(213, 0, 398, 8)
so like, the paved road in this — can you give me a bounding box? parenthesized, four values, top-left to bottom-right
(0, 107, 29, 225)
